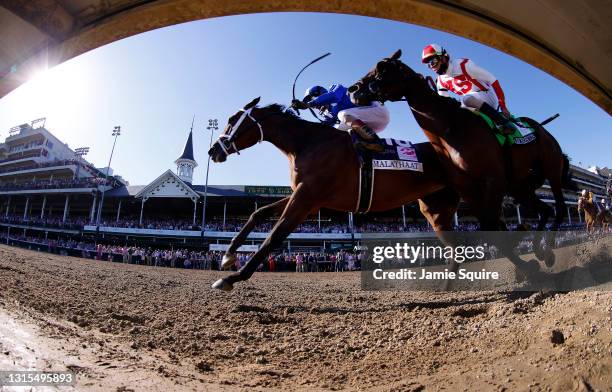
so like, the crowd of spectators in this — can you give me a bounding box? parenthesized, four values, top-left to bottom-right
(0, 159, 91, 175)
(0, 177, 102, 192)
(0, 213, 588, 234)
(0, 214, 86, 230)
(98, 217, 201, 231)
(0, 227, 603, 274)
(0, 230, 366, 272)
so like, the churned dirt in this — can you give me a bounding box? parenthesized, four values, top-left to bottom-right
(0, 240, 610, 391)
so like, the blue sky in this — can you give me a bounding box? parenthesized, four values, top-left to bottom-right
(0, 12, 609, 186)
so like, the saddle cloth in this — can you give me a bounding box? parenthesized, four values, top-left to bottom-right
(372, 138, 424, 172)
(352, 135, 424, 214)
(475, 110, 537, 146)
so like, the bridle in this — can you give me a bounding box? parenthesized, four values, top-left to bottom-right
(216, 107, 265, 157)
(366, 60, 438, 119)
(364, 59, 411, 103)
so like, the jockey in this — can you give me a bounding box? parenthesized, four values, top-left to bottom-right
(580, 189, 590, 201)
(421, 43, 514, 134)
(291, 84, 389, 153)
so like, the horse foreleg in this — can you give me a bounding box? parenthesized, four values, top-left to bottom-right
(418, 187, 459, 232)
(212, 186, 315, 291)
(419, 187, 461, 290)
(222, 197, 290, 269)
(513, 190, 553, 262)
(536, 178, 567, 267)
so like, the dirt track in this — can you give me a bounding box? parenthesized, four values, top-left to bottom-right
(0, 241, 611, 391)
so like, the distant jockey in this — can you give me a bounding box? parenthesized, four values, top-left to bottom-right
(601, 198, 609, 212)
(291, 84, 389, 153)
(421, 43, 514, 134)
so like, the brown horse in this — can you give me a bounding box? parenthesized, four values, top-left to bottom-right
(349, 50, 573, 268)
(597, 210, 612, 231)
(207, 97, 460, 291)
(578, 193, 599, 232)
(579, 193, 611, 232)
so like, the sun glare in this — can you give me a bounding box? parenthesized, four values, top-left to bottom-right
(11, 61, 90, 129)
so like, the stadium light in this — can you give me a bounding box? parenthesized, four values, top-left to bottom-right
(201, 119, 218, 233)
(74, 147, 90, 179)
(96, 126, 121, 226)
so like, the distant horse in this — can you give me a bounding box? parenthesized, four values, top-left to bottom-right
(349, 50, 573, 268)
(578, 193, 599, 232)
(207, 97, 460, 291)
(580, 193, 612, 232)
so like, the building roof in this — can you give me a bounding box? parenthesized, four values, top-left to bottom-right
(105, 185, 146, 197)
(176, 130, 195, 162)
(134, 169, 199, 200)
(103, 184, 293, 198)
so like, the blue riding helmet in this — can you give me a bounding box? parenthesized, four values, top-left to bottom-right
(304, 85, 328, 102)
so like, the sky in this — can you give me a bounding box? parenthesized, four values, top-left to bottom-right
(0, 12, 610, 186)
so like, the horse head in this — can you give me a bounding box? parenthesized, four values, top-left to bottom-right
(209, 97, 264, 163)
(348, 49, 415, 104)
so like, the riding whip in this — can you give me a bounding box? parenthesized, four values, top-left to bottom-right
(291, 52, 331, 122)
(540, 113, 560, 126)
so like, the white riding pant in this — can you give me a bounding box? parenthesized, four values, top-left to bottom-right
(460, 90, 498, 110)
(336, 102, 390, 133)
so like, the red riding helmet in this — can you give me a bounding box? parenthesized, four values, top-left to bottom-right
(421, 43, 447, 63)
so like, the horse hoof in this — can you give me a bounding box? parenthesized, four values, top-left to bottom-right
(221, 253, 237, 270)
(212, 278, 234, 292)
(534, 248, 546, 261)
(544, 252, 556, 268)
(525, 259, 541, 273)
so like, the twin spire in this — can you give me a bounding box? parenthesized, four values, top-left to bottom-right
(174, 116, 198, 184)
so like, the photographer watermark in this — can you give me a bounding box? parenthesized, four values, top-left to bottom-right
(360, 231, 612, 291)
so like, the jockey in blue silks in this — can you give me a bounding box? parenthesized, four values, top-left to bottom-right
(292, 84, 389, 152)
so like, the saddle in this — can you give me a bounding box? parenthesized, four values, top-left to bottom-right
(350, 131, 423, 214)
(475, 110, 537, 146)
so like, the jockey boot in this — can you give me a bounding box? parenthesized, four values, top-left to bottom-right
(479, 103, 514, 135)
(353, 124, 385, 153)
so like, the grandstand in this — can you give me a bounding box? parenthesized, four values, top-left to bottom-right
(0, 119, 609, 253)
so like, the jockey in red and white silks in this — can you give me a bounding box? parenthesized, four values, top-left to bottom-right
(436, 58, 508, 114)
(422, 43, 514, 133)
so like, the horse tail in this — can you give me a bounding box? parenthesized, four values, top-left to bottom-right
(525, 116, 576, 191)
(561, 153, 576, 191)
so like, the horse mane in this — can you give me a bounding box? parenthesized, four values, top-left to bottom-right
(261, 103, 299, 118)
(260, 103, 344, 132)
(390, 59, 461, 112)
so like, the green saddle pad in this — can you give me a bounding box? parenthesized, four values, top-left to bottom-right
(476, 111, 536, 146)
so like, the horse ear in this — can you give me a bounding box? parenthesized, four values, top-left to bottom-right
(244, 97, 261, 110)
(391, 49, 402, 60)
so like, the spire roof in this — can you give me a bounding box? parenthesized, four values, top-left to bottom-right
(177, 130, 195, 162)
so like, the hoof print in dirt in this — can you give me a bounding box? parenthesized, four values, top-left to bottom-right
(550, 329, 565, 345)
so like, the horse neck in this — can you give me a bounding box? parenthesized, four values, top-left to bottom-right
(582, 200, 596, 215)
(263, 115, 335, 157)
(396, 64, 452, 136)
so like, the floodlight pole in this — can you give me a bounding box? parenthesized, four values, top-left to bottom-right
(74, 147, 90, 180)
(96, 126, 121, 226)
(201, 119, 218, 234)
